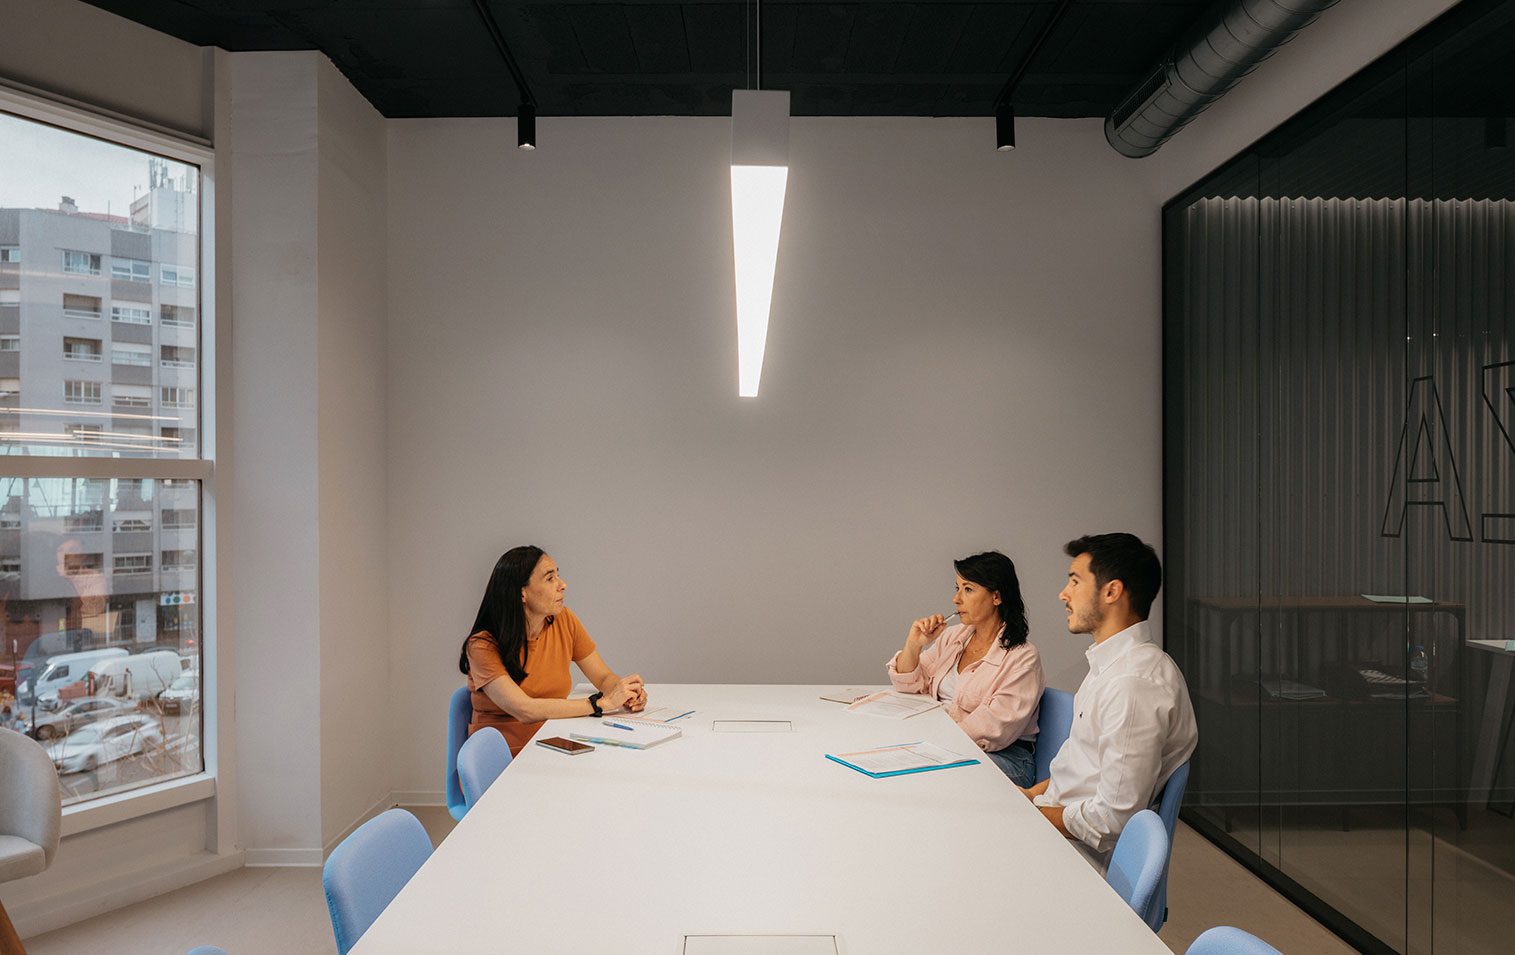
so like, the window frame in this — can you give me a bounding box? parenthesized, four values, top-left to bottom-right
(0, 85, 218, 834)
(62, 380, 103, 404)
(110, 257, 151, 282)
(62, 249, 102, 276)
(110, 304, 153, 326)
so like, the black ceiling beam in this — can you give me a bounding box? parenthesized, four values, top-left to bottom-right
(993, 0, 1079, 109)
(470, 0, 536, 109)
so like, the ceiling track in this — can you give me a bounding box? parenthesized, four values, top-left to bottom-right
(994, 0, 1079, 111)
(469, 0, 536, 110)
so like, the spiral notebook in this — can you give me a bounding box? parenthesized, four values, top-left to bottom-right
(606, 706, 696, 726)
(569, 720, 682, 749)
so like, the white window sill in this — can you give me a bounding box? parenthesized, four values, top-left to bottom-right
(61, 773, 216, 837)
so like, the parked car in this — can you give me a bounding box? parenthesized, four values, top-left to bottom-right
(86, 650, 182, 702)
(22, 648, 129, 707)
(157, 672, 199, 714)
(17, 695, 138, 740)
(45, 714, 162, 775)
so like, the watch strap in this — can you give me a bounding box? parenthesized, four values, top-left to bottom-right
(588, 691, 604, 717)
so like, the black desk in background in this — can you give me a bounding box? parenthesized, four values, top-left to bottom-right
(1185, 595, 1466, 826)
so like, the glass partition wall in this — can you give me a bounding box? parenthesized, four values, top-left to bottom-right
(1164, 1, 1515, 951)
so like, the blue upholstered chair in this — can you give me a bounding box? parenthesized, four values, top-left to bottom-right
(1033, 687, 1074, 783)
(458, 725, 512, 812)
(1151, 760, 1191, 930)
(323, 808, 433, 955)
(1186, 926, 1283, 955)
(1106, 809, 1167, 930)
(445, 686, 472, 820)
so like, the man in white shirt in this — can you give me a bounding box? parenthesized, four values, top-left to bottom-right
(1021, 533, 1198, 870)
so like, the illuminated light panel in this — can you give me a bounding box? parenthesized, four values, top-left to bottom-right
(730, 89, 790, 398)
(731, 164, 788, 397)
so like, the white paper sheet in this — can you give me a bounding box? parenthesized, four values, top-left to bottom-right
(831, 740, 971, 774)
(845, 691, 942, 719)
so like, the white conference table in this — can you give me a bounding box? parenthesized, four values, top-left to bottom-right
(355, 685, 1171, 954)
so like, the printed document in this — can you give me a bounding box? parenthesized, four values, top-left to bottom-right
(845, 691, 942, 719)
(826, 740, 978, 778)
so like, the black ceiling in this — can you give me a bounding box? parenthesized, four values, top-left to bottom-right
(83, 1, 1214, 119)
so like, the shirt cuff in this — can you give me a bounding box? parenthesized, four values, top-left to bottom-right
(1058, 801, 1105, 852)
(886, 653, 928, 693)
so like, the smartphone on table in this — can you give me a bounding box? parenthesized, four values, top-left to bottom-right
(536, 736, 594, 755)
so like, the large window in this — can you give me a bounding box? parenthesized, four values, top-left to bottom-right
(0, 102, 209, 808)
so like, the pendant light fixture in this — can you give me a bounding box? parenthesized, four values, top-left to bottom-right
(731, 0, 789, 398)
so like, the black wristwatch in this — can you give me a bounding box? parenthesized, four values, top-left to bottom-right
(588, 691, 604, 717)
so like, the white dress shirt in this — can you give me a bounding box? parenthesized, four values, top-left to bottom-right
(1034, 620, 1197, 867)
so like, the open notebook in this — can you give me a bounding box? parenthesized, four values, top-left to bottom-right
(569, 721, 682, 750)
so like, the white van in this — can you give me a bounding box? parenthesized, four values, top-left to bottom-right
(87, 650, 183, 702)
(23, 648, 129, 706)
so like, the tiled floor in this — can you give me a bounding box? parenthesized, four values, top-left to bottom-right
(24, 812, 1345, 954)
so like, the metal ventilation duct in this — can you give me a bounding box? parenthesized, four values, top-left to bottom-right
(1105, 0, 1339, 158)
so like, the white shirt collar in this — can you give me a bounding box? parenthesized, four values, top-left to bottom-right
(1084, 619, 1152, 675)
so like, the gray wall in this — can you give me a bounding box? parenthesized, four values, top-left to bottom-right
(0, 0, 210, 139)
(384, 115, 1165, 794)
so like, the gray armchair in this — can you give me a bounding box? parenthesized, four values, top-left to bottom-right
(1, 727, 62, 950)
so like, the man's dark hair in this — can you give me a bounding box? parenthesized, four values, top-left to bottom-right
(1063, 533, 1162, 620)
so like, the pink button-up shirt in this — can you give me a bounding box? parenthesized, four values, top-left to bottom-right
(887, 624, 1044, 752)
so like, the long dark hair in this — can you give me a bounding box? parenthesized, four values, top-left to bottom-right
(459, 545, 545, 684)
(953, 551, 1030, 649)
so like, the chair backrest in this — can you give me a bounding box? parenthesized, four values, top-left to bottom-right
(1033, 687, 1074, 783)
(0, 727, 63, 876)
(445, 686, 472, 821)
(1106, 809, 1168, 930)
(323, 808, 433, 955)
(1151, 760, 1191, 930)
(458, 726, 512, 811)
(1186, 926, 1283, 955)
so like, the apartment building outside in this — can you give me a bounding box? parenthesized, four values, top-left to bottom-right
(0, 165, 200, 669)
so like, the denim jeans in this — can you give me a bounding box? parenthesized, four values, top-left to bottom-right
(985, 738, 1037, 788)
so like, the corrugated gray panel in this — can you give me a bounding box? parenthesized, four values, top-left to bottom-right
(1181, 195, 1514, 670)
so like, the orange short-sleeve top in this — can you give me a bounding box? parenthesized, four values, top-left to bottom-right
(465, 607, 597, 755)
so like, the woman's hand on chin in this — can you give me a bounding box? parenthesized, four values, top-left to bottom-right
(907, 614, 948, 647)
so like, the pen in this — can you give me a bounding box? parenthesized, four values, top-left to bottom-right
(602, 720, 635, 731)
(666, 710, 695, 722)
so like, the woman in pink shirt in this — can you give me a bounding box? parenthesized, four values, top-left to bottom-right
(888, 551, 1045, 786)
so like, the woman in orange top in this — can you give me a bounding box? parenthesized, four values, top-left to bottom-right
(459, 545, 647, 755)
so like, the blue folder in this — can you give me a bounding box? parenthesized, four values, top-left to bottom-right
(824, 750, 980, 779)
